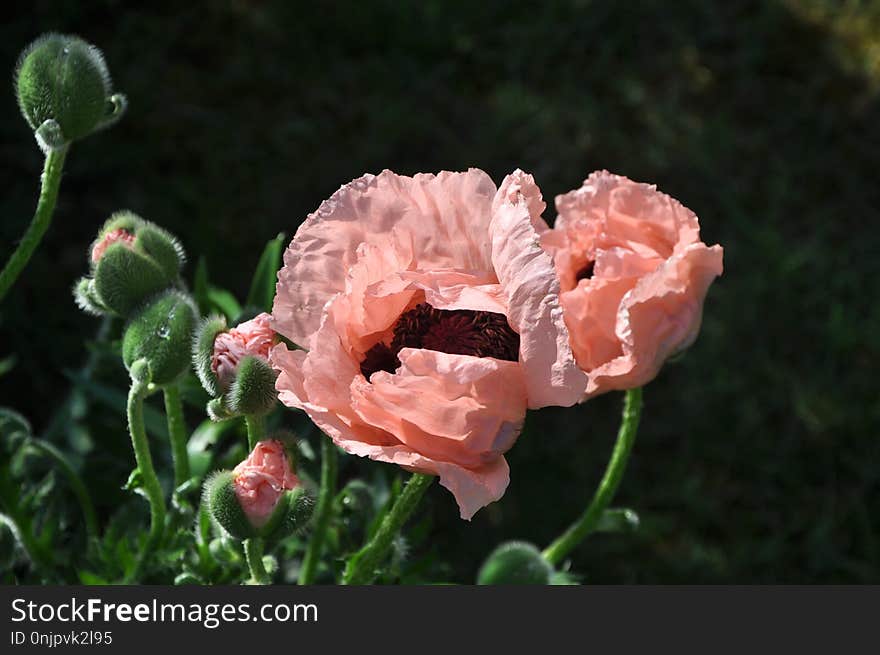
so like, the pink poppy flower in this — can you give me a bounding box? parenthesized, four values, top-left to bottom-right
(91, 227, 135, 262)
(541, 170, 724, 397)
(233, 439, 300, 528)
(212, 312, 275, 388)
(270, 169, 585, 519)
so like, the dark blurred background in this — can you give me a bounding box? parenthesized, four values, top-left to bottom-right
(1, 0, 878, 582)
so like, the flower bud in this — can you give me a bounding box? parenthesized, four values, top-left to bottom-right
(195, 313, 278, 418)
(122, 290, 197, 386)
(85, 211, 186, 317)
(192, 315, 228, 397)
(226, 356, 278, 416)
(72, 277, 108, 316)
(15, 33, 126, 148)
(204, 439, 312, 541)
(204, 470, 255, 540)
(476, 541, 553, 585)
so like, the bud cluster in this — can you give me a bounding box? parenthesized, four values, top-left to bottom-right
(74, 211, 195, 386)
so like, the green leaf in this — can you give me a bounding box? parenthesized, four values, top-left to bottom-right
(187, 419, 237, 478)
(207, 287, 241, 321)
(246, 233, 285, 313)
(65, 372, 169, 440)
(174, 572, 201, 585)
(78, 570, 109, 585)
(123, 468, 143, 492)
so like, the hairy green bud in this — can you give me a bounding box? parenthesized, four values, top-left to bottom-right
(122, 290, 197, 385)
(81, 211, 186, 317)
(72, 277, 108, 316)
(226, 356, 278, 416)
(262, 487, 313, 546)
(15, 33, 126, 148)
(203, 472, 313, 543)
(477, 541, 553, 585)
(204, 471, 256, 541)
(192, 315, 228, 396)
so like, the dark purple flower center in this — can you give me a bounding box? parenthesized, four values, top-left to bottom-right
(360, 303, 520, 379)
(575, 260, 595, 281)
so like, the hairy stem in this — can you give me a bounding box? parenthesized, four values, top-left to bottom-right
(543, 387, 643, 566)
(244, 414, 265, 451)
(298, 438, 338, 585)
(343, 473, 434, 585)
(244, 538, 270, 584)
(162, 384, 191, 489)
(127, 368, 166, 577)
(0, 147, 68, 302)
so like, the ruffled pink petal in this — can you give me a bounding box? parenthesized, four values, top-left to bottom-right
(554, 170, 701, 261)
(212, 312, 275, 387)
(585, 242, 723, 395)
(233, 439, 299, 528)
(272, 169, 498, 347)
(490, 170, 588, 408)
(270, 336, 525, 520)
(547, 170, 723, 396)
(351, 348, 526, 468)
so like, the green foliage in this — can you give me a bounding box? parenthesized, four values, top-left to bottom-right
(246, 233, 285, 313)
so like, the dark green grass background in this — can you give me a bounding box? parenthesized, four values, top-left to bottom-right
(1, 0, 878, 582)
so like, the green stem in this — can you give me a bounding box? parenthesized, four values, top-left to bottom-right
(298, 438, 338, 585)
(244, 414, 265, 450)
(0, 147, 68, 302)
(162, 384, 190, 489)
(26, 438, 98, 541)
(343, 473, 434, 585)
(244, 538, 270, 584)
(126, 368, 166, 576)
(543, 387, 643, 566)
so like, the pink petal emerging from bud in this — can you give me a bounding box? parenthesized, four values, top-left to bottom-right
(232, 440, 299, 528)
(211, 312, 275, 387)
(91, 228, 135, 262)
